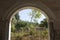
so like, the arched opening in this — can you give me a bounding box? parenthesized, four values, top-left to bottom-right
(3, 1, 56, 40)
(9, 7, 50, 40)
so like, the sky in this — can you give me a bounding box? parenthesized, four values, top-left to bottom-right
(19, 9, 46, 24)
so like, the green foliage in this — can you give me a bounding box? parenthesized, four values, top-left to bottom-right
(35, 10, 41, 18)
(15, 13, 20, 21)
(11, 9, 48, 40)
(29, 24, 35, 28)
(39, 19, 48, 28)
(11, 17, 17, 32)
(29, 9, 41, 23)
(15, 21, 27, 30)
(11, 17, 17, 24)
(11, 23, 16, 32)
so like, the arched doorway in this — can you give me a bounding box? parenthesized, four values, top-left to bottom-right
(4, 1, 55, 40)
(10, 7, 49, 40)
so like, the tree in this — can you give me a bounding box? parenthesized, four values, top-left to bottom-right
(29, 9, 41, 23)
(15, 13, 20, 22)
(11, 16, 17, 32)
(11, 13, 20, 32)
(15, 21, 27, 31)
(39, 19, 48, 28)
(27, 9, 42, 29)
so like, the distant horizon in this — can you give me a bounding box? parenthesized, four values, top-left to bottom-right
(19, 9, 46, 24)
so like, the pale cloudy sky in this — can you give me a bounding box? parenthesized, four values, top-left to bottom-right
(19, 9, 46, 24)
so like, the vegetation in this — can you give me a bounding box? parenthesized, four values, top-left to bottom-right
(11, 9, 48, 40)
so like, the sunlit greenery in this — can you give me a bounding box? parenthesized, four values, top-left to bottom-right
(11, 9, 48, 40)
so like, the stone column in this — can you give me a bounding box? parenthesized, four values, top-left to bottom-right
(49, 20, 55, 40)
(0, 19, 10, 40)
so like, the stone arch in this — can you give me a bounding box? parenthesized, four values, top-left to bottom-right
(4, 1, 56, 40)
(4, 1, 56, 20)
